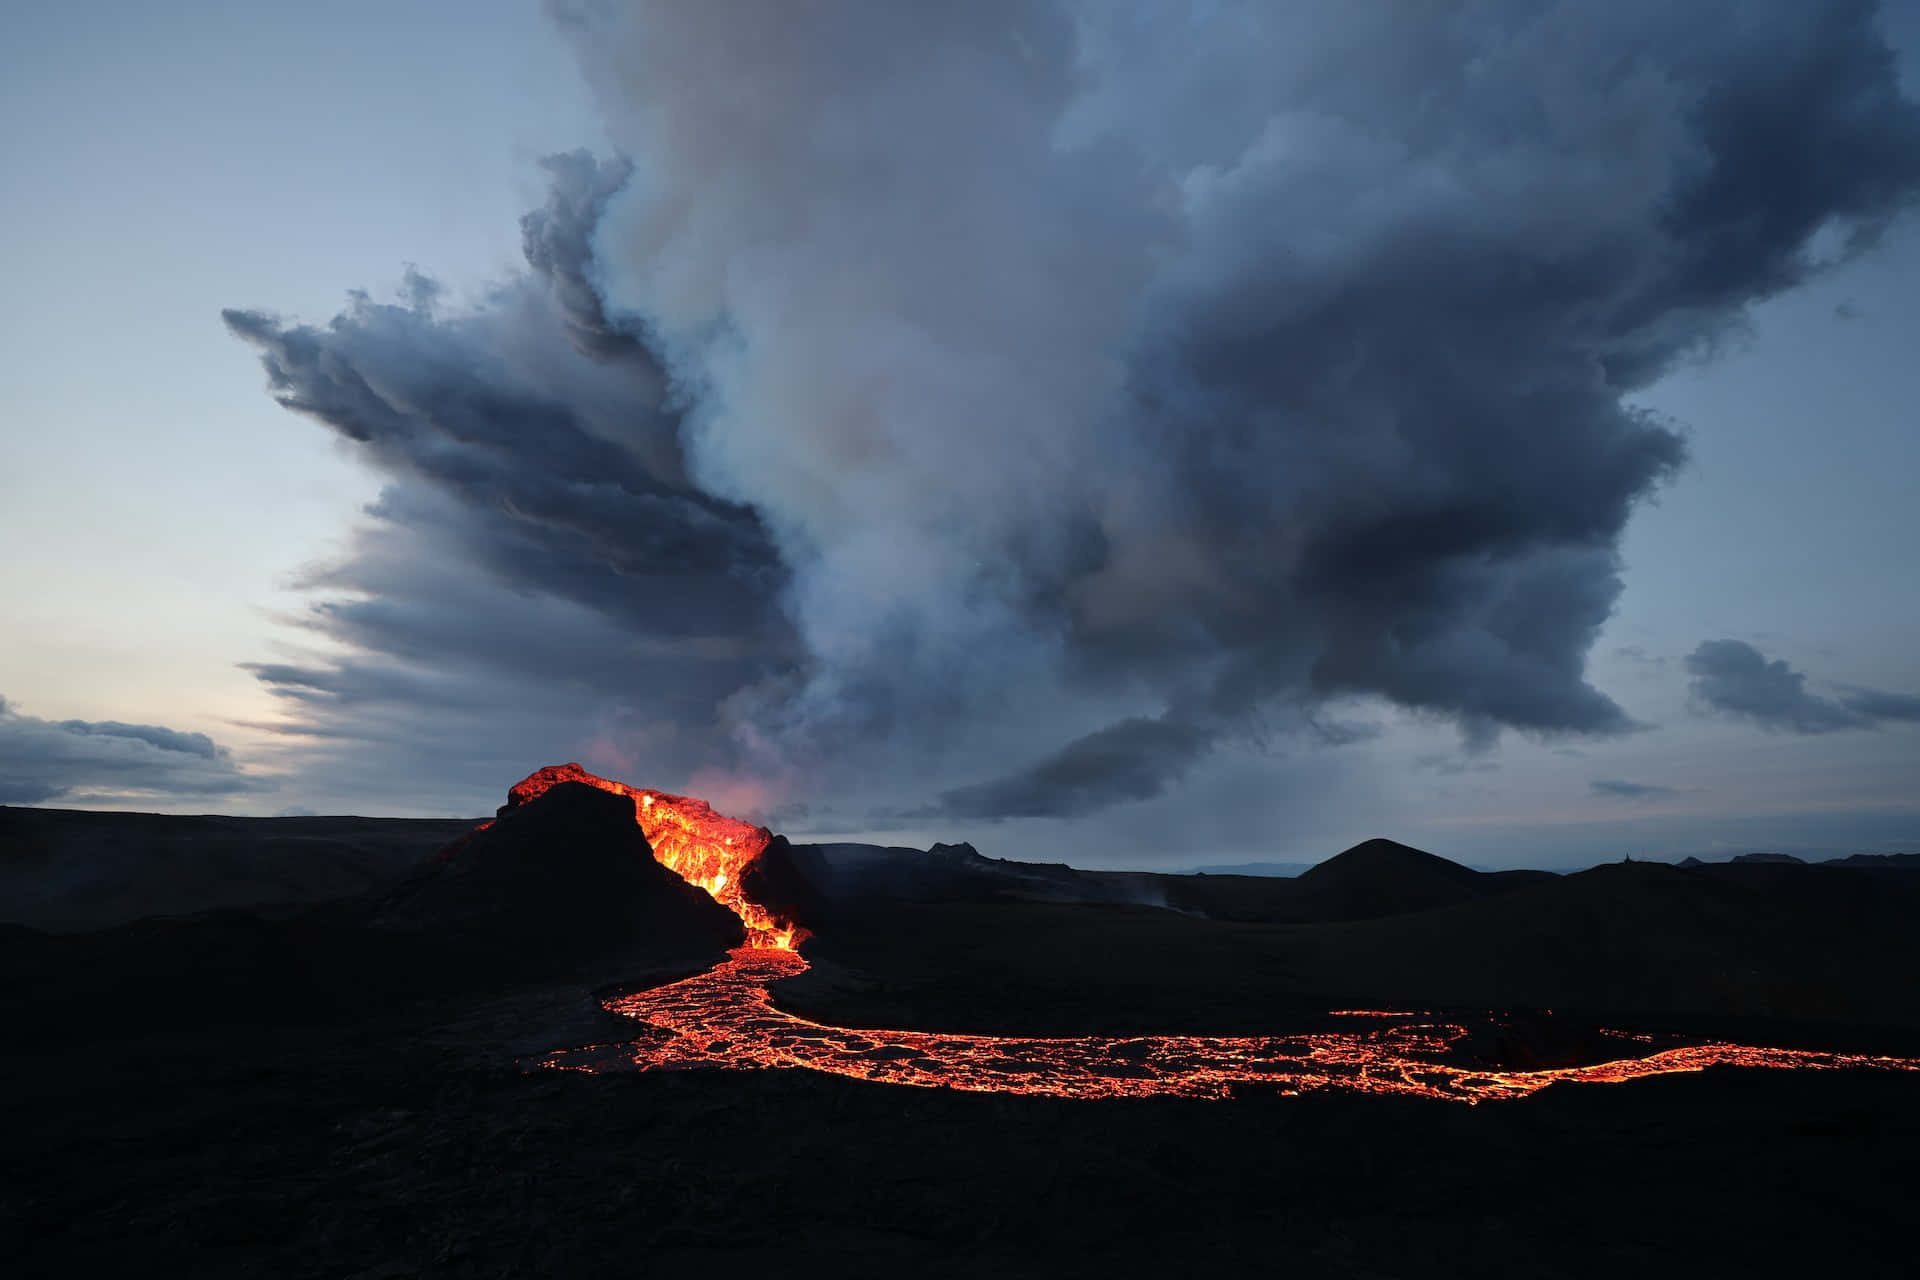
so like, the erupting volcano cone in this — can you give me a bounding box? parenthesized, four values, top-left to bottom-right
(500, 764, 813, 949)
(377, 780, 744, 981)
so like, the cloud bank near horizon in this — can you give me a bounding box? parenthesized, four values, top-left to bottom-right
(225, 0, 1920, 824)
(0, 695, 267, 807)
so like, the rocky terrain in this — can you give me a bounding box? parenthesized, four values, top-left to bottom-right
(3, 786, 1916, 1276)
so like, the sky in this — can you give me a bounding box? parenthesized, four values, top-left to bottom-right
(2, 0, 1917, 870)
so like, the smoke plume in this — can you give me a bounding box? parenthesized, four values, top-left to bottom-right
(229, 1, 1920, 821)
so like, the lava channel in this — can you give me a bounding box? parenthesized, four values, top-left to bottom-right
(509, 766, 1920, 1103)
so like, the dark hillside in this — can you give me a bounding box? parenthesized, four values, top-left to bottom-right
(786, 859, 1920, 1037)
(0, 804, 480, 931)
(0, 784, 740, 1039)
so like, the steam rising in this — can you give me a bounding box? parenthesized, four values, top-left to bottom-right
(228, 1, 1920, 821)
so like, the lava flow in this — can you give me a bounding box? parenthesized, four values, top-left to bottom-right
(542, 947, 1920, 1102)
(509, 765, 1920, 1103)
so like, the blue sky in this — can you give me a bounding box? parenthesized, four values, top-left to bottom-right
(2, 2, 1916, 869)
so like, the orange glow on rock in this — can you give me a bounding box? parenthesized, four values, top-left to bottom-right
(504, 763, 807, 949)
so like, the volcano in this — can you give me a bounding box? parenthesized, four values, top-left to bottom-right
(375, 779, 743, 968)
(10, 772, 1920, 1278)
(494, 763, 818, 948)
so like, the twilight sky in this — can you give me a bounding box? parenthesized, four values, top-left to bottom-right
(3, 0, 1917, 870)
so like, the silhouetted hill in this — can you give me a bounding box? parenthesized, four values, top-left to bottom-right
(1190, 860, 1314, 878)
(790, 855, 1920, 1038)
(783, 834, 1561, 925)
(372, 781, 742, 966)
(0, 783, 741, 1038)
(1677, 851, 1918, 870)
(1310, 857, 1920, 1023)
(1823, 852, 1920, 870)
(784, 840, 1184, 914)
(1205, 837, 1556, 923)
(785, 840, 1002, 900)
(1295, 837, 1487, 916)
(0, 804, 479, 931)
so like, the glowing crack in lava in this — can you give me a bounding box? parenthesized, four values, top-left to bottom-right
(508, 766, 1920, 1103)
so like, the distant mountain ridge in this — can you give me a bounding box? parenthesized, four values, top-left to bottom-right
(0, 804, 481, 932)
(1675, 851, 1919, 870)
(785, 834, 1559, 926)
(1189, 860, 1314, 878)
(0, 782, 745, 1040)
(7, 794, 1915, 941)
(1824, 852, 1920, 869)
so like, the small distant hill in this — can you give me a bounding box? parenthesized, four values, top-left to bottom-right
(1675, 851, 1918, 870)
(1822, 852, 1920, 870)
(785, 834, 1557, 926)
(802, 850, 1920, 1033)
(1310, 857, 1920, 1024)
(784, 840, 1002, 901)
(1288, 837, 1558, 921)
(1189, 861, 1313, 878)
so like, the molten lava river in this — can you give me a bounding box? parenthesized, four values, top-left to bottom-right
(512, 766, 1920, 1104)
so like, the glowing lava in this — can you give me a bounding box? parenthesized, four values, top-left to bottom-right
(506, 765, 1920, 1103)
(541, 946, 1920, 1102)
(505, 763, 805, 949)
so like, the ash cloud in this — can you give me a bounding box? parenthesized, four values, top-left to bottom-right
(222, 241, 798, 810)
(519, 149, 652, 365)
(1837, 686, 1920, 723)
(1591, 779, 1679, 801)
(229, 1, 1920, 820)
(1686, 639, 1920, 733)
(0, 696, 267, 806)
(932, 718, 1213, 821)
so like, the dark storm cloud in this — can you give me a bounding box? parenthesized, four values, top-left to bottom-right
(1086, 0, 1919, 748)
(229, 478, 793, 814)
(931, 718, 1212, 820)
(1684, 640, 1864, 731)
(0, 697, 267, 806)
(1837, 686, 1920, 723)
(232, 1, 1920, 819)
(519, 149, 652, 364)
(222, 251, 799, 809)
(219, 293, 781, 623)
(1414, 754, 1500, 777)
(1591, 779, 1679, 801)
(54, 719, 219, 759)
(1685, 640, 1920, 734)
